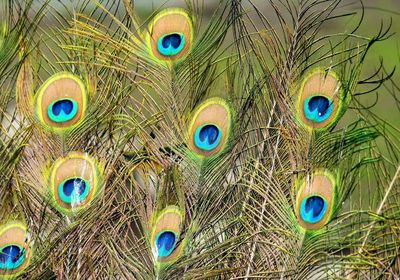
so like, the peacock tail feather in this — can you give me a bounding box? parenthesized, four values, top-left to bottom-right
(0, 0, 399, 279)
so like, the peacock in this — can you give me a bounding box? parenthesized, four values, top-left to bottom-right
(0, 0, 399, 279)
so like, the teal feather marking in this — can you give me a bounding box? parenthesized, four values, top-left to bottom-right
(157, 33, 185, 56)
(0, 245, 25, 270)
(155, 231, 177, 258)
(303, 96, 333, 123)
(47, 98, 78, 123)
(58, 178, 90, 204)
(194, 124, 222, 151)
(300, 195, 327, 224)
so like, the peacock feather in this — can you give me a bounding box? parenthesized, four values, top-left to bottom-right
(0, 0, 399, 279)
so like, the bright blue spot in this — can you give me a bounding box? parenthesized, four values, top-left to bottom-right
(155, 231, 176, 258)
(0, 245, 25, 270)
(300, 195, 327, 224)
(48, 98, 78, 123)
(194, 124, 222, 151)
(53, 100, 73, 115)
(58, 178, 89, 204)
(157, 33, 185, 56)
(303, 96, 333, 123)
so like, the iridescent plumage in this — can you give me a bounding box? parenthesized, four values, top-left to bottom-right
(0, 0, 399, 279)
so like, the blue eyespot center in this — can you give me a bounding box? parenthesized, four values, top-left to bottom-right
(194, 124, 222, 151)
(157, 33, 185, 56)
(0, 245, 25, 270)
(48, 98, 78, 123)
(304, 96, 333, 123)
(155, 231, 177, 258)
(58, 178, 90, 204)
(300, 195, 327, 224)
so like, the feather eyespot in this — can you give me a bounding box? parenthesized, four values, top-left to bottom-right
(296, 171, 336, 230)
(194, 124, 222, 151)
(0, 222, 32, 276)
(297, 69, 345, 130)
(47, 98, 78, 123)
(188, 98, 232, 157)
(303, 96, 333, 123)
(0, 245, 25, 270)
(157, 33, 185, 56)
(58, 178, 90, 204)
(35, 72, 87, 131)
(299, 195, 327, 224)
(49, 152, 102, 214)
(151, 207, 183, 262)
(155, 231, 177, 258)
(147, 8, 193, 61)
